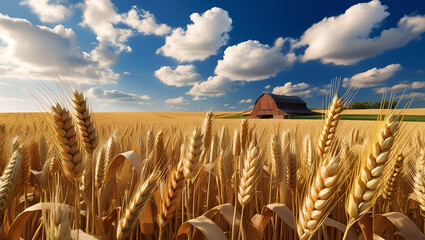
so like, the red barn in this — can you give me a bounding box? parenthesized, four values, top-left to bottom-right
(250, 93, 318, 119)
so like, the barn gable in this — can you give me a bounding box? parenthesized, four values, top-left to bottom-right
(250, 93, 318, 119)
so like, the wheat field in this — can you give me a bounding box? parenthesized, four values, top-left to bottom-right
(1, 92, 425, 240)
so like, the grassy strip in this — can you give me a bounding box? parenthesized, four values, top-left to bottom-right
(218, 114, 425, 122)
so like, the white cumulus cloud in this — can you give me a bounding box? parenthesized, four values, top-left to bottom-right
(122, 6, 171, 36)
(165, 96, 188, 105)
(292, 0, 425, 65)
(20, 0, 71, 23)
(193, 96, 206, 101)
(215, 38, 295, 81)
(87, 87, 151, 103)
(156, 7, 232, 62)
(265, 85, 270, 89)
(223, 104, 229, 107)
(343, 64, 402, 88)
(81, 0, 169, 67)
(186, 76, 237, 97)
(272, 82, 312, 98)
(0, 13, 118, 83)
(154, 65, 202, 87)
(238, 99, 252, 104)
(376, 81, 425, 94)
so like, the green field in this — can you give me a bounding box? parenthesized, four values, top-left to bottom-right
(218, 114, 425, 122)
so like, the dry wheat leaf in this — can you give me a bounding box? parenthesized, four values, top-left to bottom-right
(79, 189, 107, 239)
(247, 203, 295, 240)
(70, 229, 99, 239)
(323, 218, 358, 240)
(202, 203, 241, 226)
(177, 215, 227, 240)
(6, 203, 74, 240)
(104, 151, 143, 185)
(373, 212, 425, 239)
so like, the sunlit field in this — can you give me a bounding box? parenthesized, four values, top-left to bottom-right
(1, 92, 425, 240)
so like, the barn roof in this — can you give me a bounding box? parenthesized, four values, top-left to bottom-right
(278, 108, 318, 115)
(262, 93, 307, 104)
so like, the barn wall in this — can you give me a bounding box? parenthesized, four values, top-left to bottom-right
(251, 94, 282, 118)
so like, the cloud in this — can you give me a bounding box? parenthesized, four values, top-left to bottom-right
(272, 82, 313, 98)
(165, 96, 188, 105)
(121, 6, 171, 36)
(154, 65, 202, 87)
(87, 87, 151, 103)
(238, 99, 252, 104)
(123, 71, 131, 75)
(186, 76, 237, 97)
(215, 38, 295, 81)
(402, 92, 425, 100)
(0, 82, 12, 87)
(248, 105, 254, 109)
(343, 64, 402, 88)
(0, 97, 29, 102)
(292, 0, 425, 65)
(20, 0, 71, 23)
(156, 7, 232, 62)
(223, 104, 229, 107)
(229, 106, 236, 109)
(376, 81, 425, 93)
(81, 0, 169, 67)
(81, 0, 132, 52)
(265, 85, 270, 89)
(193, 96, 206, 101)
(0, 13, 117, 83)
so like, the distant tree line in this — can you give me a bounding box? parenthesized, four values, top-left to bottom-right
(347, 100, 397, 109)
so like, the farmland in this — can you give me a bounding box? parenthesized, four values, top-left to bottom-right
(1, 96, 425, 240)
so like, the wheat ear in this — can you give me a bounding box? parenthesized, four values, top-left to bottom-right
(39, 135, 47, 168)
(271, 134, 284, 182)
(297, 155, 340, 240)
(238, 143, 261, 206)
(410, 152, 425, 210)
(318, 95, 344, 160)
(116, 173, 159, 240)
(346, 113, 399, 225)
(382, 154, 404, 201)
(158, 160, 185, 229)
(0, 122, 7, 175)
(72, 90, 98, 153)
(95, 147, 106, 189)
(153, 130, 165, 168)
(51, 103, 84, 180)
(49, 204, 72, 240)
(183, 128, 203, 180)
(202, 111, 214, 150)
(240, 119, 249, 154)
(0, 149, 22, 210)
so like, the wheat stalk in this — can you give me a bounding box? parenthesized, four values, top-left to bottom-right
(345, 113, 399, 228)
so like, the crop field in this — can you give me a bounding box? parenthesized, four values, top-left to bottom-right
(1, 92, 425, 240)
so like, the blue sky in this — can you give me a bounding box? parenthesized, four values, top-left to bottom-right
(0, 0, 424, 112)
